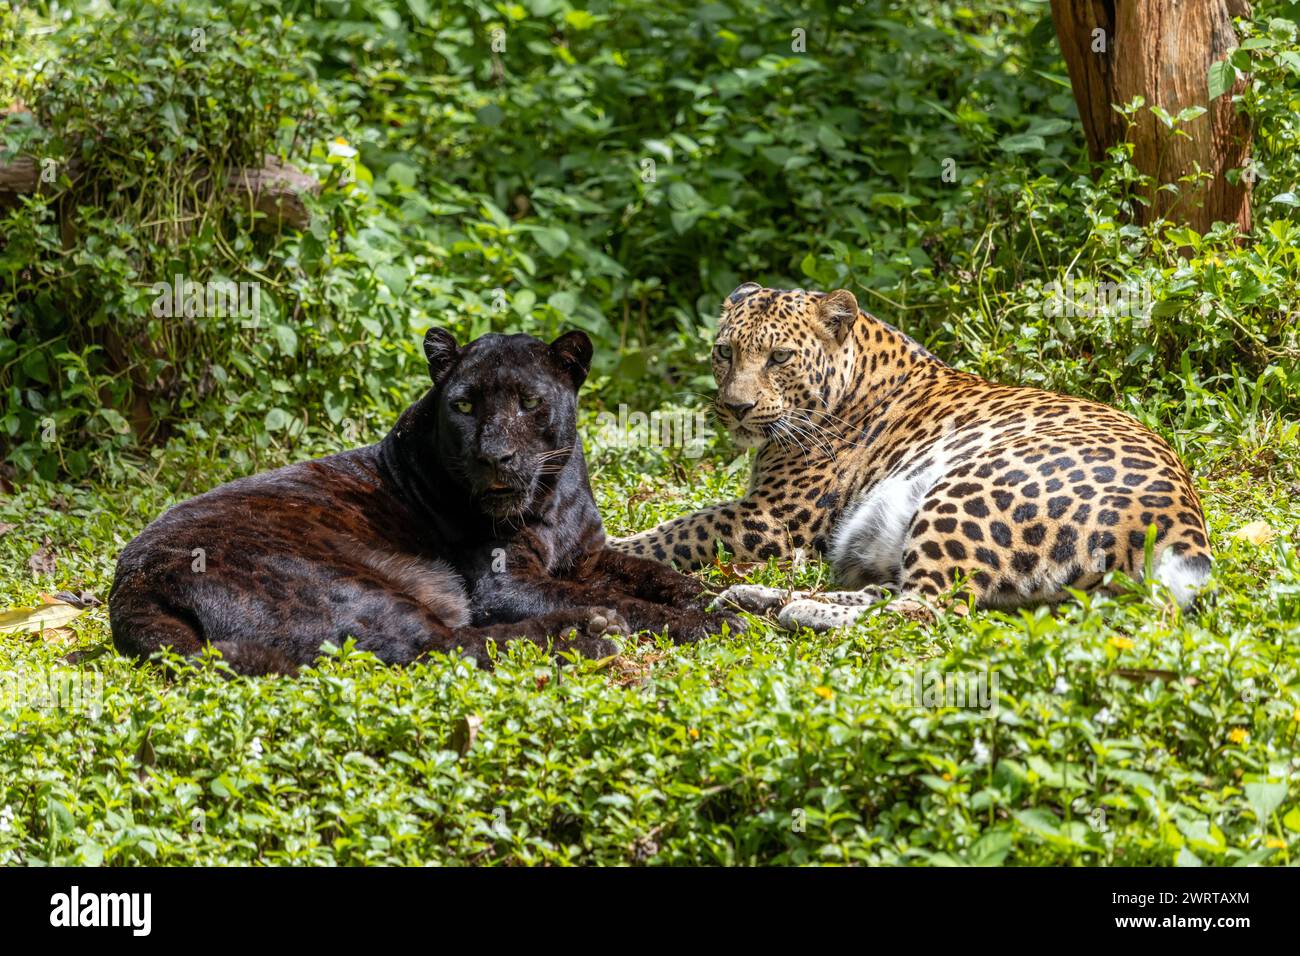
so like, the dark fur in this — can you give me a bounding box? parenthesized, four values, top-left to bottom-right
(109, 329, 738, 676)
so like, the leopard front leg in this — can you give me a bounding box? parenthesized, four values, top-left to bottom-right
(713, 584, 891, 633)
(607, 499, 789, 570)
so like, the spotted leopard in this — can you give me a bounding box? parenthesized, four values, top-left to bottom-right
(609, 283, 1212, 630)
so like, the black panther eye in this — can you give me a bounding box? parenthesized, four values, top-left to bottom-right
(453, 400, 473, 414)
(521, 395, 541, 410)
(769, 349, 794, 365)
(714, 344, 732, 361)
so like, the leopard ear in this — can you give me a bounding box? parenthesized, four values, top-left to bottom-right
(423, 328, 459, 385)
(726, 282, 762, 306)
(549, 330, 593, 389)
(816, 289, 860, 343)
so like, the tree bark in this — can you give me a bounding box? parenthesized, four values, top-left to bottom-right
(1050, 0, 1253, 233)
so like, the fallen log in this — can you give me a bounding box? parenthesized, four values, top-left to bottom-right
(1, 108, 320, 230)
(225, 156, 320, 230)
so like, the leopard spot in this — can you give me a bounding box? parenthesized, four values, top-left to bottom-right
(1050, 527, 1078, 564)
(1012, 551, 1039, 574)
(1012, 503, 1038, 523)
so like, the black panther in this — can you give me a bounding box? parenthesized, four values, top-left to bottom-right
(109, 328, 738, 675)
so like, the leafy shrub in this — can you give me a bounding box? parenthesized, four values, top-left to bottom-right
(1, 0, 399, 480)
(3, 0, 1299, 482)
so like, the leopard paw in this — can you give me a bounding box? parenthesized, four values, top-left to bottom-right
(776, 599, 871, 633)
(884, 598, 937, 625)
(709, 584, 791, 614)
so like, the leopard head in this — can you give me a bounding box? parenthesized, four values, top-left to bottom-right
(711, 283, 861, 449)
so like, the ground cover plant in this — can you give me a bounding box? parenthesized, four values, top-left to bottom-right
(1, 0, 1299, 865)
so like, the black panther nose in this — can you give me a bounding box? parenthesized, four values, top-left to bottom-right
(479, 449, 515, 467)
(725, 401, 756, 420)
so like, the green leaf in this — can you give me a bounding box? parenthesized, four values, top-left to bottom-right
(385, 162, 417, 189)
(532, 227, 570, 257)
(271, 324, 298, 357)
(547, 290, 577, 315)
(264, 408, 292, 432)
(997, 133, 1045, 154)
(511, 288, 537, 317)
(1245, 781, 1287, 825)
(476, 104, 505, 127)
(1207, 59, 1235, 101)
(564, 9, 598, 30)
(969, 828, 1013, 865)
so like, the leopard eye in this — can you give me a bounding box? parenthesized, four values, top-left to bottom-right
(453, 400, 473, 414)
(769, 349, 794, 366)
(521, 395, 541, 411)
(714, 343, 732, 361)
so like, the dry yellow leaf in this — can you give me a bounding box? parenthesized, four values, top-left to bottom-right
(1230, 520, 1276, 546)
(0, 600, 85, 635)
(40, 627, 78, 647)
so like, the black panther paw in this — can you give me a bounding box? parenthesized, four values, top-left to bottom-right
(666, 608, 747, 644)
(552, 606, 628, 660)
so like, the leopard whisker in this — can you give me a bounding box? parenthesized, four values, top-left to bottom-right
(771, 419, 813, 465)
(778, 414, 835, 459)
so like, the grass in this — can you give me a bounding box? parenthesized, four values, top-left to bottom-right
(2, 407, 1299, 866)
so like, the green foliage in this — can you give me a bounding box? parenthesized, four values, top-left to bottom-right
(1, 0, 1299, 866)
(5, 0, 1299, 481)
(1, 0, 410, 480)
(2, 440, 1299, 865)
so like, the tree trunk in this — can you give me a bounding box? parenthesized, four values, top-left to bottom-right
(1050, 0, 1253, 233)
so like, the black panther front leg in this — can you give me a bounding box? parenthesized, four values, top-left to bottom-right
(463, 542, 739, 644)
(586, 547, 746, 638)
(589, 547, 713, 608)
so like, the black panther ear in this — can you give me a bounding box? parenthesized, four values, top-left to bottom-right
(727, 282, 761, 305)
(549, 330, 593, 389)
(423, 328, 459, 385)
(816, 289, 860, 343)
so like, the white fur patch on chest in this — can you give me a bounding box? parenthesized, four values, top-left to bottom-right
(829, 447, 949, 588)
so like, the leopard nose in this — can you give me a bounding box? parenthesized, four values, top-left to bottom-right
(725, 401, 756, 420)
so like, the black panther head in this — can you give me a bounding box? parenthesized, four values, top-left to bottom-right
(424, 328, 592, 520)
